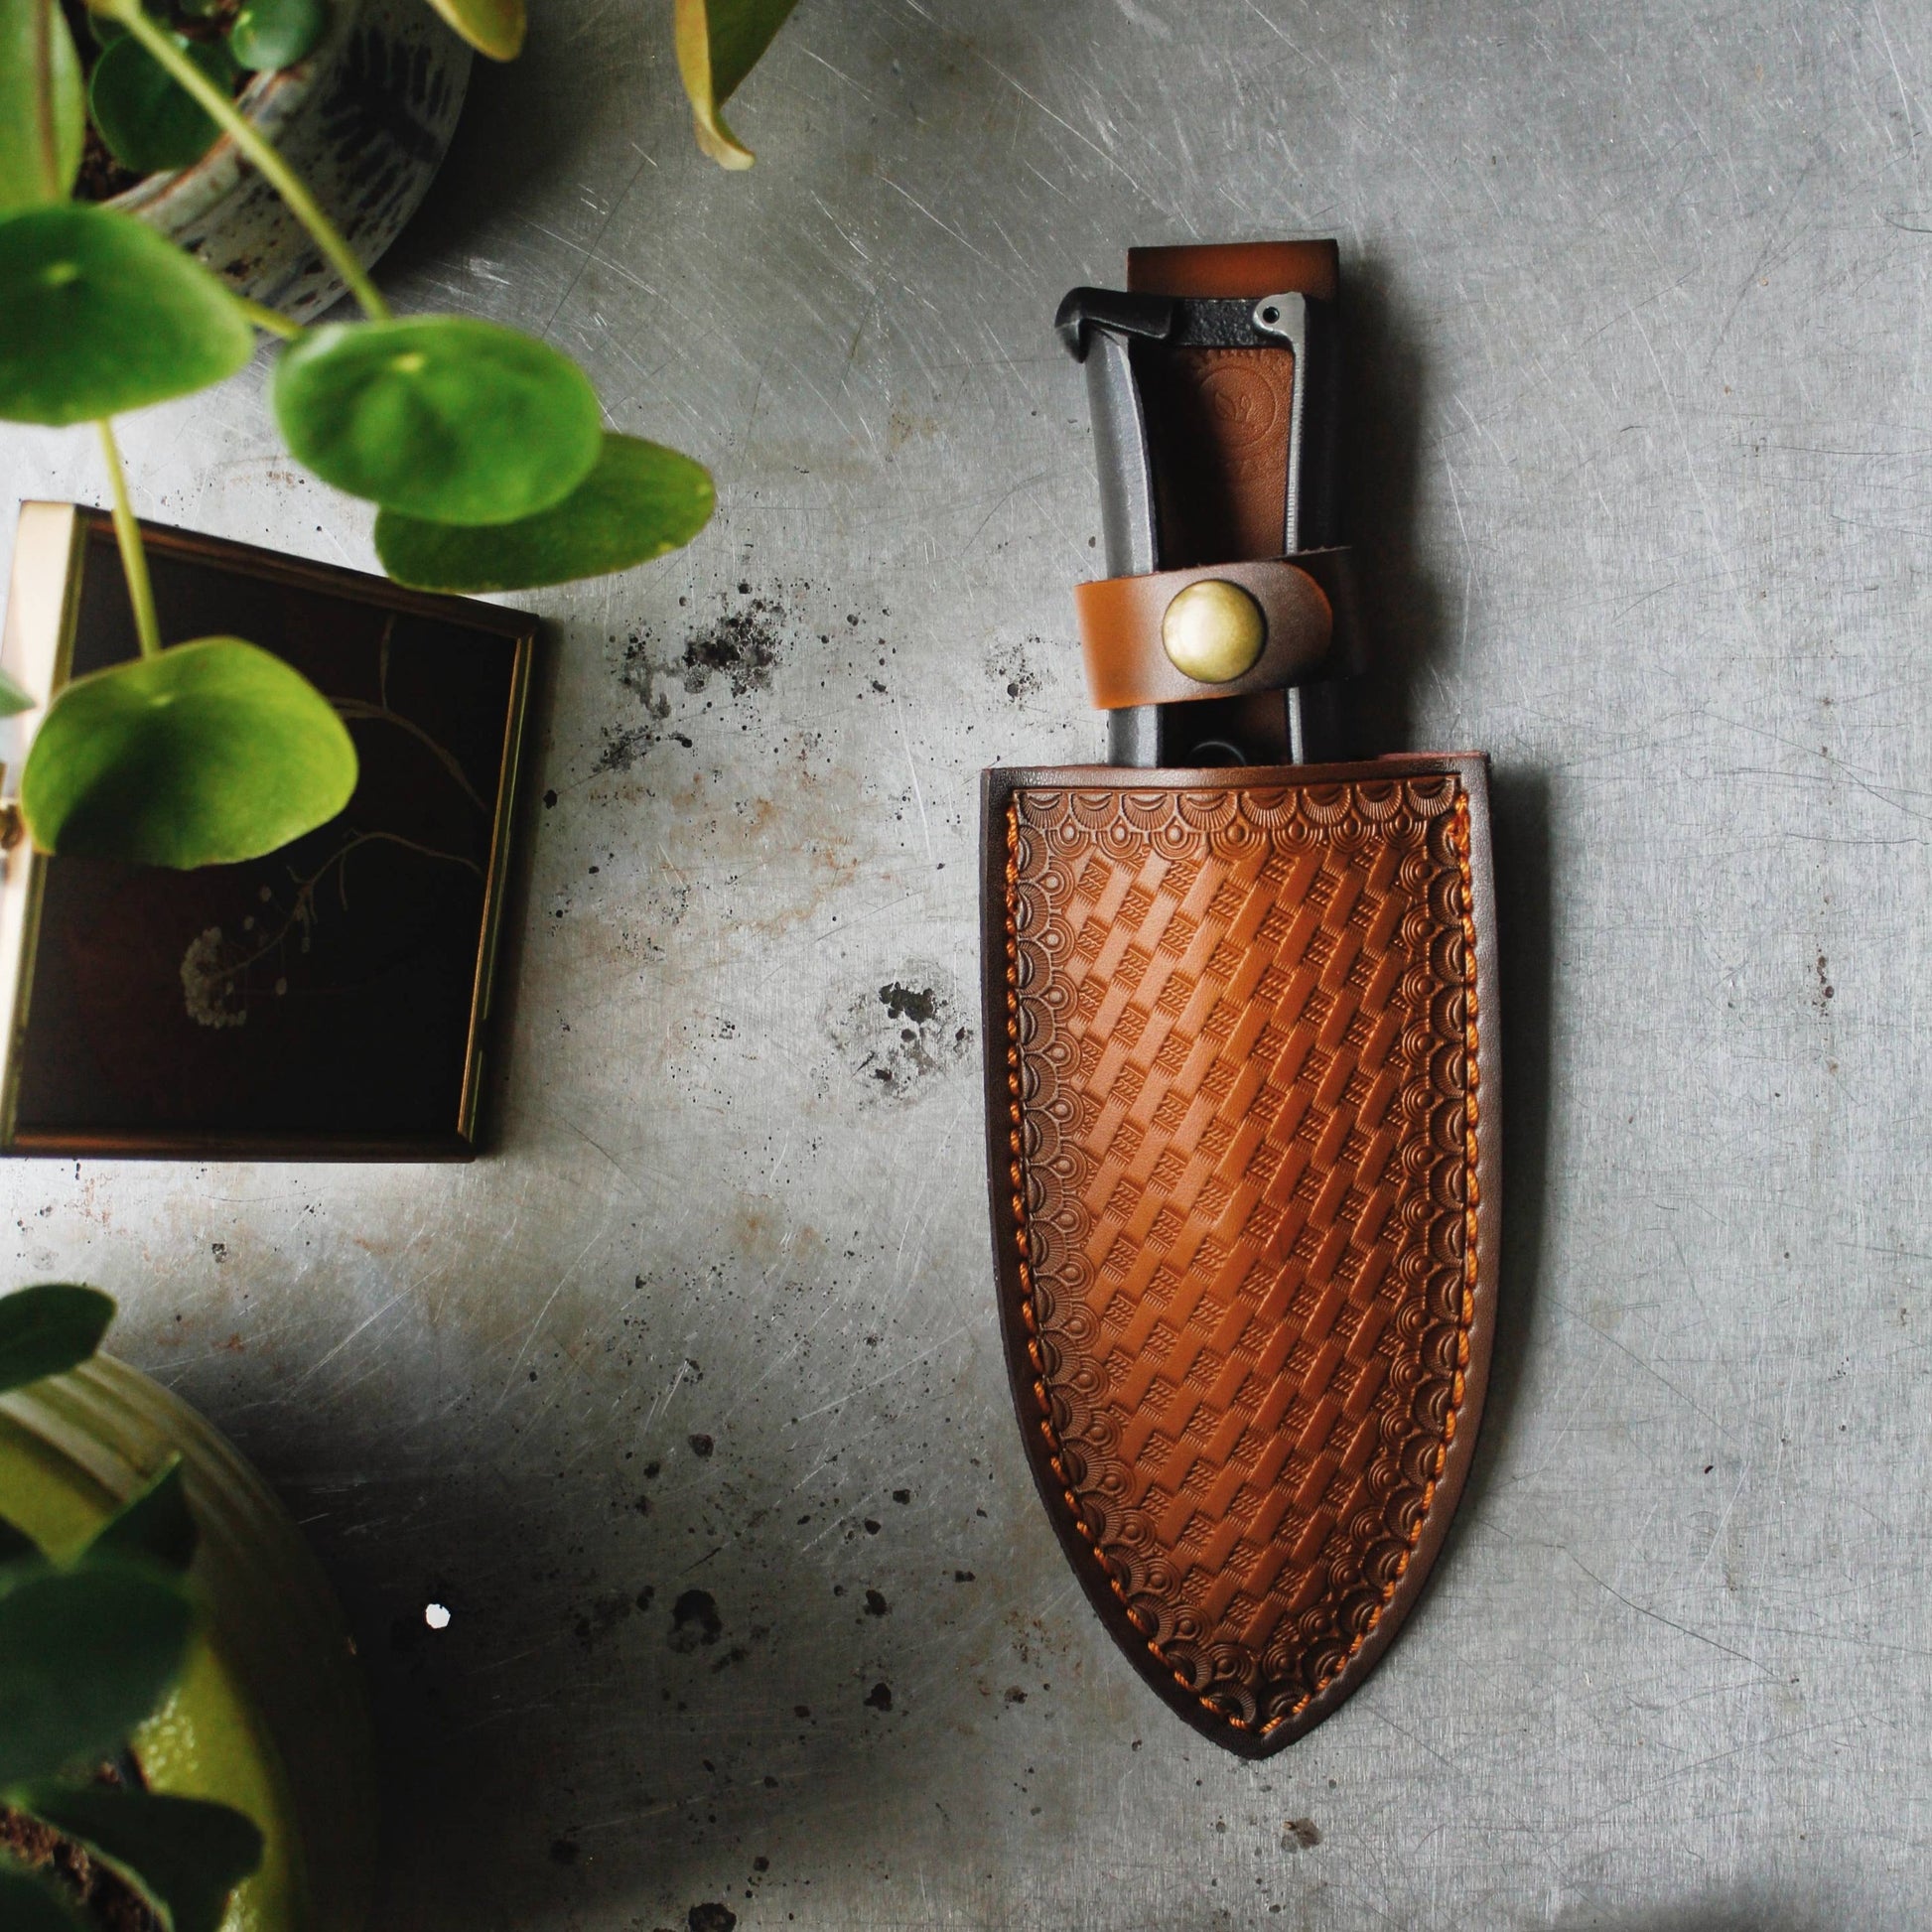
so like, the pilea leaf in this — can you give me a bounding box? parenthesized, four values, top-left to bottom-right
(20, 638, 358, 869)
(0, 1514, 43, 1565)
(418, 0, 522, 61)
(88, 29, 236, 175)
(273, 316, 603, 525)
(16, 1787, 263, 1932)
(87, 1457, 197, 1573)
(0, 665, 36, 716)
(0, 205, 254, 425)
(673, 0, 799, 169)
(0, 0, 86, 212)
(0, 1285, 113, 1395)
(0, 1562, 194, 1786)
(228, 0, 328, 71)
(376, 434, 715, 591)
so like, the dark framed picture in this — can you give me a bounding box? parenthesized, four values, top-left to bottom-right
(0, 504, 538, 1160)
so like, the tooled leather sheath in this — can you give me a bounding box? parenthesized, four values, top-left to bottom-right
(982, 243, 1499, 1756)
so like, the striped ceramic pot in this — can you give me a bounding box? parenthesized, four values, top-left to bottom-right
(108, 0, 473, 323)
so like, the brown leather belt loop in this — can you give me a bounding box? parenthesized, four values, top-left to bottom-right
(1127, 240, 1339, 299)
(1073, 547, 1362, 710)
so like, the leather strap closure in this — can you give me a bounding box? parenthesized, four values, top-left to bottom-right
(1073, 547, 1361, 711)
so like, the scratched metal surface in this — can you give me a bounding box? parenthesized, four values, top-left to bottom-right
(3, 0, 1931, 1925)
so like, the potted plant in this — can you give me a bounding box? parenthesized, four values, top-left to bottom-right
(0, 0, 799, 872)
(23, 0, 800, 323)
(0, 1282, 374, 1931)
(56, 0, 476, 325)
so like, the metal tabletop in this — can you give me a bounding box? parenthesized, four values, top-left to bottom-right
(4, 1, 1930, 1925)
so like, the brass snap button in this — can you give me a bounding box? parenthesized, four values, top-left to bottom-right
(1161, 579, 1265, 684)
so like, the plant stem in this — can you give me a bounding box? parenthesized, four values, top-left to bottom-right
(95, 421, 163, 661)
(32, 0, 60, 199)
(235, 295, 305, 341)
(96, 0, 392, 323)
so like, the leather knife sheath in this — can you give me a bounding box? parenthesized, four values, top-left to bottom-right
(980, 241, 1499, 1756)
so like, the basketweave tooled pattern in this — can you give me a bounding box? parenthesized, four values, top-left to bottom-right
(1002, 776, 1479, 1743)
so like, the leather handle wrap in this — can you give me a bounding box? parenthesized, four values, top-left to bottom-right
(1074, 548, 1363, 710)
(1072, 238, 1348, 761)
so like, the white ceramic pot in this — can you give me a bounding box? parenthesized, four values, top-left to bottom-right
(108, 0, 473, 322)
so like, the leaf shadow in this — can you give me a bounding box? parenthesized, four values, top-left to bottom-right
(230, 1384, 1020, 1928)
(1553, 1893, 1829, 1932)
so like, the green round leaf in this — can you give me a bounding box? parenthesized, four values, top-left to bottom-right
(229, 0, 329, 70)
(18, 1787, 263, 1932)
(0, 0, 87, 212)
(0, 1284, 114, 1396)
(675, 0, 800, 168)
(0, 1562, 195, 1786)
(0, 663, 37, 715)
(419, 0, 523, 60)
(0, 204, 254, 425)
(273, 316, 603, 525)
(21, 637, 358, 870)
(377, 434, 715, 591)
(0, 1512, 44, 1565)
(87, 1456, 197, 1573)
(88, 30, 236, 176)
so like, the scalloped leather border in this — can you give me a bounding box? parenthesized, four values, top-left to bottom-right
(980, 757, 1500, 1757)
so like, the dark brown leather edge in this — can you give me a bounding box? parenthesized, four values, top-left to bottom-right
(979, 754, 1501, 1757)
(1128, 240, 1340, 300)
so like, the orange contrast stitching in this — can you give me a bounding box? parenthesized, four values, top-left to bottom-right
(1001, 782, 1483, 1739)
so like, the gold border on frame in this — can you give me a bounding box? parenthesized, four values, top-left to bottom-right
(0, 505, 540, 1162)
